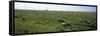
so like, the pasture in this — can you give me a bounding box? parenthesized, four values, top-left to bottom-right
(15, 10, 97, 34)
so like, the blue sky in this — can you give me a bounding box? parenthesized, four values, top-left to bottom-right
(15, 2, 96, 12)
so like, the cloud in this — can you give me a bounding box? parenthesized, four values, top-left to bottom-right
(15, 2, 96, 12)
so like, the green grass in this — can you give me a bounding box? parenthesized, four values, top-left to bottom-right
(15, 10, 97, 34)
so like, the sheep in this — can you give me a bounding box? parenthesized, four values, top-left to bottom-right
(58, 19, 66, 23)
(80, 19, 97, 28)
(62, 22, 72, 29)
(22, 18, 25, 21)
(80, 19, 92, 25)
(57, 19, 72, 31)
(57, 22, 72, 31)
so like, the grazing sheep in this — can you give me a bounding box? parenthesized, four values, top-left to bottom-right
(58, 22, 72, 31)
(62, 22, 72, 29)
(83, 20, 92, 25)
(22, 18, 25, 21)
(56, 18, 73, 31)
(57, 22, 72, 31)
(57, 19, 72, 28)
(58, 19, 66, 23)
(80, 19, 92, 25)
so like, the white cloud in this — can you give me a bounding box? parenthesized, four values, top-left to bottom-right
(15, 2, 96, 12)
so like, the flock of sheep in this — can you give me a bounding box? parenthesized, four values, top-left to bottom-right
(15, 10, 96, 32)
(15, 16, 96, 31)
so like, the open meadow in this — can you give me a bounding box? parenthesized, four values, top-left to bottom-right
(15, 10, 97, 34)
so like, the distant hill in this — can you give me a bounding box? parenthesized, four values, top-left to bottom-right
(15, 9, 95, 12)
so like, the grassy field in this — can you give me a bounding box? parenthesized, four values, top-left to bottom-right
(15, 10, 97, 34)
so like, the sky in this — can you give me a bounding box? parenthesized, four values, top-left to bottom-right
(15, 2, 96, 12)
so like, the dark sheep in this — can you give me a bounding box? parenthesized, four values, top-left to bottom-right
(81, 20, 96, 28)
(80, 20, 91, 25)
(84, 20, 92, 25)
(22, 18, 25, 21)
(58, 19, 66, 23)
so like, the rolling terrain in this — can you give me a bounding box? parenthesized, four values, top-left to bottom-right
(15, 10, 97, 34)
